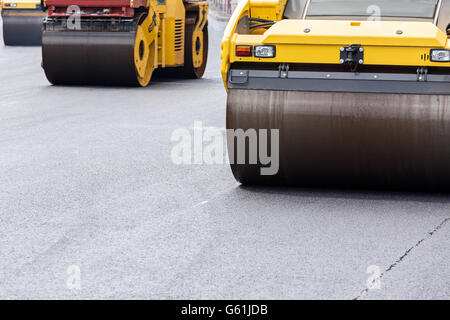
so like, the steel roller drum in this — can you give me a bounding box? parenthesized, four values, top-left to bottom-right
(2, 15, 43, 46)
(42, 31, 140, 86)
(227, 89, 450, 190)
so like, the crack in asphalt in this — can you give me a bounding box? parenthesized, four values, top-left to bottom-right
(353, 217, 450, 300)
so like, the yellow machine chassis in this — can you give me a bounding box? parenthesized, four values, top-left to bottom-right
(221, 0, 450, 88)
(156, 0, 209, 71)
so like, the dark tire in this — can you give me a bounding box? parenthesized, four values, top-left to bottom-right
(181, 21, 208, 78)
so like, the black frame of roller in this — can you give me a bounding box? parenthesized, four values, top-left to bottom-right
(2, 10, 44, 46)
(228, 66, 450, 95)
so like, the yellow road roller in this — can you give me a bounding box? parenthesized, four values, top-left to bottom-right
(221, 0, 450, 190)
(2, 0, 46, 45)
(41, 0, 208, 86)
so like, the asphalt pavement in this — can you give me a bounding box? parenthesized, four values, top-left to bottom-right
(0, 17, 449, 299)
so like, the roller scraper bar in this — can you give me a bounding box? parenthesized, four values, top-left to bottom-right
(228, 66, 450, 95)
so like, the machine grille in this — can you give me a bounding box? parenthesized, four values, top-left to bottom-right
(174, 19, 183, 52)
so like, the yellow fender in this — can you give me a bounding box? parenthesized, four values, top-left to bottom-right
(134, 2, 160, 86)
(191, 2, 208, 68)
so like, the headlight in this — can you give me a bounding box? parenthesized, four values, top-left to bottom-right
(5, 3, 18, 7)
(254, 45, 276, 58)
(430, 49, 450, 62)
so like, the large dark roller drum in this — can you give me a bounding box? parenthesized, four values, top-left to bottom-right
(42, 31, 139, 86)
(2, 14, 43, 46)
(227, 89, 450, 190)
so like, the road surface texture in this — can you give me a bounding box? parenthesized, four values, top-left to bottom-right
(0, 17, 449, 300)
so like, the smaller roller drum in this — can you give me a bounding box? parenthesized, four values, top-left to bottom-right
(2, 12, 44, 46)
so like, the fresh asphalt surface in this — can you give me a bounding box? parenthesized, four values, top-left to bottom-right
(0, 17, 449, 300)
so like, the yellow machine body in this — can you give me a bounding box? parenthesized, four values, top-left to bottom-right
(1, 0, 46, 45)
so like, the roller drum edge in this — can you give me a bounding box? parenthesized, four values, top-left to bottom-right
(226, 89, 450, 190)
(2, 15, 43, 46)
(42, 31, 139, 86)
